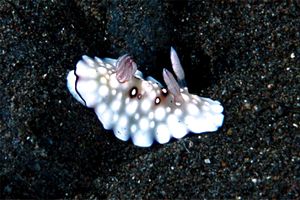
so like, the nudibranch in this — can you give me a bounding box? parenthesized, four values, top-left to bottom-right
(67, 47, 224, 147)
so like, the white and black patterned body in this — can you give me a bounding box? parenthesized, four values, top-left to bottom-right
(67, 48, 224, 147)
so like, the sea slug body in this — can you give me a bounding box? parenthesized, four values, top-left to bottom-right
(67, 47, 224, 147)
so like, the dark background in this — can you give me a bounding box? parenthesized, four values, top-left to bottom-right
(1, 0, 299, 199)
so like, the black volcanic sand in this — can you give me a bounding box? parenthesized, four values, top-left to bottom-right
(1, 1, 299, 199)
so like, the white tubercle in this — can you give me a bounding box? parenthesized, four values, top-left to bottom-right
(67, 47, 224, 147)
